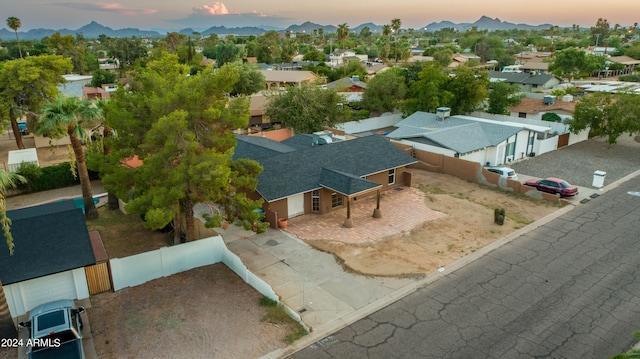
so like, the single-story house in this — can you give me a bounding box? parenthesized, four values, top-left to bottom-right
(260, 70, 321, 90)
(488, 71, 563, 91)
(386, 110, 551, 166)
(325, 76, 368, 103)
(508, 96, 577, 120)
(0, 201, 97, 318)
(325, 76, 368, 92)
(234, 133, 417, 227)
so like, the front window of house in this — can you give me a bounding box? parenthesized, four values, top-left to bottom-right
(388, 169, 396, 185)
(312, 190, 320, 212)
(331, 193, 343, 208)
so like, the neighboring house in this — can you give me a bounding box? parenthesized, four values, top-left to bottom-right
(0, 201, 99, 318)
(606, 55, 640, 76)
(325, 76, 368, 92)
(328, 49, 364, 67)
(260, 70, 321, 90)
(387, 110, 550, 166)
(83, 83, 117, 100)
(519, 61, 549, 74)
(325, 76, 368, 102)
(488, 71, 563, 91)
(508, 95, 577, 120)
(57, 74, 93, 98)
(234, 133, 417, 227)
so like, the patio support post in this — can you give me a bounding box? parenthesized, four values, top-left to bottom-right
(373, 189, 382, 218)
(343, 196, 353, 228)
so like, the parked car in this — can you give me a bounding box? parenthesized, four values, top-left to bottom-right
(524, 177, 579, 197)
(486, 166, 518, 180)
(19, 299, 85, 359)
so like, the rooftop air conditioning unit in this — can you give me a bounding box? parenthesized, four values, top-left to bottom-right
(436, 107, 451, 121)
(312, 130, 334, 145)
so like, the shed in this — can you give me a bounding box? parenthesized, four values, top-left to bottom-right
(0, 201, 96, 317)
(7, 148, 39, 172)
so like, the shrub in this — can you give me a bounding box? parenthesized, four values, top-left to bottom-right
(16, 162, 43, 193)
(23, 162, 80, 192)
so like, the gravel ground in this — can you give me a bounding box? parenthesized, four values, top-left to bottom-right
(509, 135, 640, 188)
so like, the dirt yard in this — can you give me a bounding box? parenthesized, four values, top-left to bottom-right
(309, 170, 564, 277)
(88, 263, 294, 359)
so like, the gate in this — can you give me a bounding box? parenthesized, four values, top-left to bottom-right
(557, 133, 569, 148)
(85, 262, 112, 294)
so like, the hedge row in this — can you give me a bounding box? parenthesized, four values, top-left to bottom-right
(15, 162, 97, 193)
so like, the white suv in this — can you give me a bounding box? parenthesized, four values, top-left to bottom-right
(486, 166, 518, 180)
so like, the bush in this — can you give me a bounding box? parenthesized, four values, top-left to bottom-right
(18, 162, 80, 193)
(618, 74, 640, 82)
(16, 162, 43, 193)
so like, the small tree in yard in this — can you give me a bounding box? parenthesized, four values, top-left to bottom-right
(570, 92, 640, 146)
(265, 85, 351, 134)
(487, 81, 523, 115)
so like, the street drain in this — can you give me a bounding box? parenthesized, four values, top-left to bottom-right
(299, 308, 307, 313)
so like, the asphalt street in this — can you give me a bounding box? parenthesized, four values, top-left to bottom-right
(290, 174, 640, 358)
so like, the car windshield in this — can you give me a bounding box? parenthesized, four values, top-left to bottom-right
(559, 181, 572, 188)
(507, 170, 515, 176)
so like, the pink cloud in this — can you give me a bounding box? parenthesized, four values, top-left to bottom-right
(193, 1, 230, 16)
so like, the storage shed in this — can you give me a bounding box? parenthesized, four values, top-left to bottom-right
(7, 148, 39, 172)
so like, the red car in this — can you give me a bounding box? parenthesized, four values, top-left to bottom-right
(525, 177, 579, 197)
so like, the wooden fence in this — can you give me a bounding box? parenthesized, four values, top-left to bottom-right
(85, 262, 112, 294)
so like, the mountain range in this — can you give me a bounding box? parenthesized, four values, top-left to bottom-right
(0, 16, 555, 41)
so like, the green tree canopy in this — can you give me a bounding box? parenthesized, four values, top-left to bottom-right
(0, 54, 72, 149)
(549, 47, 606, 81)
(570, 92, 640, 146)
(361, 68, 407, 113)
(102, 55, 264, 242)
(228, 62, 265, 96)
(264, 85, 350, 134)
(401, 62, 453, 115)
(90, 68, 118, 88)
(487, 81, 523, 115)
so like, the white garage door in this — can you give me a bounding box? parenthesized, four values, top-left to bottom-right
(20, 271, 77, 312)
(287, 193, 305, 218)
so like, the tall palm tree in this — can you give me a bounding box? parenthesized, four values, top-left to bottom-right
(381, 24, 392, 62)
(0, 169, 26, 338)
(6, 17, 23, 58)
(37, 96, 103, 220)
(337, 23, 349, 76)
(391, 18, 402, 64)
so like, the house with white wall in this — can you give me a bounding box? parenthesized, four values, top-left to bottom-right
(386, 110, 552, 166)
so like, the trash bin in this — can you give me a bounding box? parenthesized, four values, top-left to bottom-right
(592, 170, 606, 188)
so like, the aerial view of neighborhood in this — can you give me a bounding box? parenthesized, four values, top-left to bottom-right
(1, 0, 640, 358)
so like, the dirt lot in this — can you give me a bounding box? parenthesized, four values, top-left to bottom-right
(309, 169, 564, 277)
(88, 263, 293, 359)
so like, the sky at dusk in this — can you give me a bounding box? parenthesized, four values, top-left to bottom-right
(3, 0, 639, 32)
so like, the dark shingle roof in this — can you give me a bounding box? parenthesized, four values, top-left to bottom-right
(235, 134, 416, 201)
(319, 168, 381, 196)
(234, 135, 297, 160)
(0, 201, 96, 285)
(487, 71, 561, 86)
